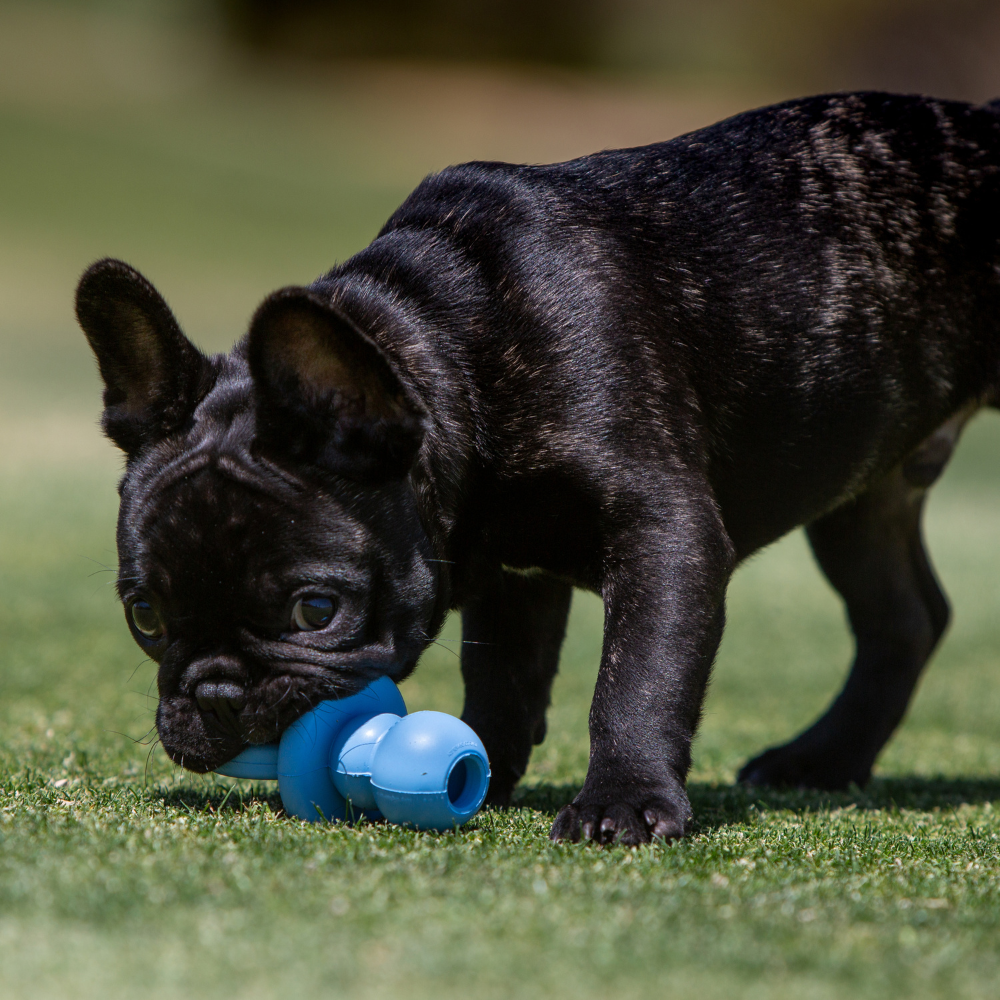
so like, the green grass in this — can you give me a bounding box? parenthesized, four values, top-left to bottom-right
(1, 5, 999, 998)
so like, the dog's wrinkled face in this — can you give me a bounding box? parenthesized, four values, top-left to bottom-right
(118, 425, 438, 771)
(76, 259, 439, 772)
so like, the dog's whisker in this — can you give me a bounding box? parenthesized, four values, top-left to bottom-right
(426, 637, 494, 647)
(81, 555, 117, 571)
(127, 656, 153, 685)
(143, 738, 160, 788)
(105, 727, 152, 745)
(418, 630, 496, 654)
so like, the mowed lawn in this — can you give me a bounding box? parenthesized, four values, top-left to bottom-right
(1, 6, 999, 999)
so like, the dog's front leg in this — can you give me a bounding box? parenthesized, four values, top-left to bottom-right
(460, 570, 574, 806)
(551, 497, 734, 845)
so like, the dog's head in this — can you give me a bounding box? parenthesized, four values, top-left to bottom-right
(76, 259, 442, 771)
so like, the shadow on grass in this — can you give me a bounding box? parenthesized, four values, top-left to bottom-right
(148, 775, 1000, 830)
(514, 776, 1000, 830)
(156, 783, 285, 816)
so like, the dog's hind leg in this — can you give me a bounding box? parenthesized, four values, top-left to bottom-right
(739, 410, 976, 790)
(459, 570, 573, 805)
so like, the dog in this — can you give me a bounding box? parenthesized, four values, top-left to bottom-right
(76, 92, 1000, 845)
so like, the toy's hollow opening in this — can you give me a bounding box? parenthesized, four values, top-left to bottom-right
(446, 754, 488, 812)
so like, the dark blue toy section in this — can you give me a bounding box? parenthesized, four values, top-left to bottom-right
(213, 677, 491, 830)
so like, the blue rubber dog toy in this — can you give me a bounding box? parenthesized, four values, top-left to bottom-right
(214, 677, 490, 830)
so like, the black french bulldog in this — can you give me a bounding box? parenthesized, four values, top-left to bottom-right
(76, 92, 1000, 845)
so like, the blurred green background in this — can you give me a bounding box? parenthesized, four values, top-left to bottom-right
(219, 0, 1000, 98)
(2, 2, 1000, 998)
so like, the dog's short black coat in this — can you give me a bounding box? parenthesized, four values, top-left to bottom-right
(76, 92, 1000, 844)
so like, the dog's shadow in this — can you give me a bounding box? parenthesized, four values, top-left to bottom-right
(157, 782, 285, 817)
(514, 777, 1000, 832)
(153, 776, 1000, 831)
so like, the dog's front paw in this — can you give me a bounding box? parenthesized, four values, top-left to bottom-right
(550, 791, 690, 846)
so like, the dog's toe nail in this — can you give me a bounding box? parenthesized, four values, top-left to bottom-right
(642, 806, 683, 840)
(599, 816, 620, 843)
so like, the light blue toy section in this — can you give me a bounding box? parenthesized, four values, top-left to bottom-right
(214, 742, 279, 780)
(213, 676, 490, 831)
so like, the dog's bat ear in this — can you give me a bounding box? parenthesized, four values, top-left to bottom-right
(75, 259, 213, 456)
(246, 287, 428, 481)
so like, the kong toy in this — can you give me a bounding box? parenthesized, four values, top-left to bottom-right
(214, 677, 490, 830)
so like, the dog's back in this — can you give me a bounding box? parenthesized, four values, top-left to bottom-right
(330, 92, 1000, 557)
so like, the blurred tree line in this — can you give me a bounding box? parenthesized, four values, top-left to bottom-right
(217, 0, 1000, 98)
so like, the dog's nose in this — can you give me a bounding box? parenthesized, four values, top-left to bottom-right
(195, 680, 246, 740)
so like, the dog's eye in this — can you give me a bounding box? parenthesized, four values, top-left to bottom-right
(291, 596, 336, 631)
(129, 600, 165, 641)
